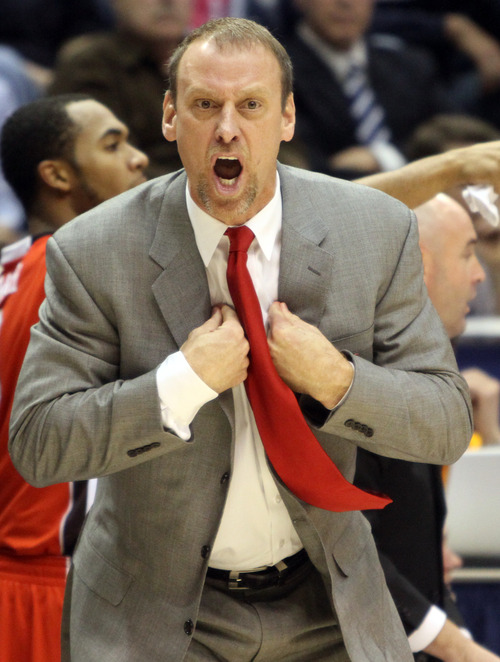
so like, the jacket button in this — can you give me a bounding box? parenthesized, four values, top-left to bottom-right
(184, 619, 194, 636)
(201, 545, 211, 558)
(220, 472, 230, 484)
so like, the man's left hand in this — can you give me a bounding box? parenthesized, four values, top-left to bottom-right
(267, 301, 353, 409)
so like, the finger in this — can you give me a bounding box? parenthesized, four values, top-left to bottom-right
(196, 307, 223, 334)
(220, 304, 240, 325)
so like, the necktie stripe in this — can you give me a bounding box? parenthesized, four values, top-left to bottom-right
(344, 64, 391, 146)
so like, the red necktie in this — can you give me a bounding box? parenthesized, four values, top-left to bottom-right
(225, 226, 390, 512)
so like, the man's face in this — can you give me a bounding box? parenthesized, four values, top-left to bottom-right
(474, 215, 500, 268)
(418, 197, 485, 339)
(296, 0, 374, 51)
(112, 0, 191, 43)
(67, 100, 148, 213)
(162, 40, 295, 226)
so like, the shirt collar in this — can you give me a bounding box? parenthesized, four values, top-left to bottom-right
(297, 21, 367, 82)
(186, 173, 282, 267)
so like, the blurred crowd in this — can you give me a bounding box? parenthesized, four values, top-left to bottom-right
(4, 1, 500, 308)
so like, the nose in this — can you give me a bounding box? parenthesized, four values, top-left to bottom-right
(215, 103, 240, 144)
(129, 145, 149, 172)
(473, 255, 486, 284)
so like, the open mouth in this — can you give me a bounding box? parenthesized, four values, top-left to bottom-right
(214, 157, 242, 185)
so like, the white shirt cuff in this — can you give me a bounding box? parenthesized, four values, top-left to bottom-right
(156, 351, 218, 440)
(330, 358, 355, 412)
(408, 605, 447, 652)
(370, 141, 407, 172)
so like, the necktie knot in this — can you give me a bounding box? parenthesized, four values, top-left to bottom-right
(225, 226, 255, 254)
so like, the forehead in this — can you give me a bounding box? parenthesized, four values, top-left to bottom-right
(442, 211, 477, 255)
(67, 100, 124, 143)
(177, 40, 282, 96)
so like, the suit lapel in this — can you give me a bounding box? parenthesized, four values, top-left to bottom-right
(150, 167, 335, 341)
(149, 172, 235, 427)
(278, 165, 334, 327)
(149, 173, 211, 349)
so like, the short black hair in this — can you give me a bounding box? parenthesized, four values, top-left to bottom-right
(1, 93, 92, 213)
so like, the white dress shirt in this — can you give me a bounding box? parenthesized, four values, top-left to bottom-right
(409, 605, 447, 653)
(408, 605, 471, 653)
(156, 174, 303, 570)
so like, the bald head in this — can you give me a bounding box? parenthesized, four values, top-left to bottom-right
(416, 194, 468, 251)
(415, 194, 485, 338)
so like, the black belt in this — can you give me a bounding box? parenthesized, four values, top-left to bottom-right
(205, 548, 310, 592)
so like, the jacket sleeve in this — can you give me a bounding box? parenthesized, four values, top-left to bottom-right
(313, 213, 472, 465)
(8, 235, 183, 487)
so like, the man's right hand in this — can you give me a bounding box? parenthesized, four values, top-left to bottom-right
(181, 305, 249, 393)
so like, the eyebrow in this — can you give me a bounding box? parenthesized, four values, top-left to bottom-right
(99, 127, 126, 141)
(185, 85, 269, 99)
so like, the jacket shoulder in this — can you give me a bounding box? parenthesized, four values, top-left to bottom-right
(53, 171, 185, 251)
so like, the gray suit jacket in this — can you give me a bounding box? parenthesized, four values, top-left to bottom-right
(9, 164, 472, 661)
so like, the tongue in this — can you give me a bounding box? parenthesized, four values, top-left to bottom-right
(214, 158, 242, 180)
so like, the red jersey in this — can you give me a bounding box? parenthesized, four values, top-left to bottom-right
(0, 235, 87, 558)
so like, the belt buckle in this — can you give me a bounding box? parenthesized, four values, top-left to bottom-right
(224, 552, 306, 591)
(228, 570, 247, 590)
(227, 560, 289, 591)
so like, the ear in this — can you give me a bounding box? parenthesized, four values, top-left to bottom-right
(37, 159, 73, 193)
(281, 93, 296, 143)
(162, 91, 177, 142)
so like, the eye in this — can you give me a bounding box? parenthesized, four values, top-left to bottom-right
(196, 99, 213, 110)
(105, 141, 120, 152)
(244, 99, 260, 110)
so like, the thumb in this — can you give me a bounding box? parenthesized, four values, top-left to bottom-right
(198, 306, 223, 333)
(268, 301, 291, 328)
(220, 304, 241, 326)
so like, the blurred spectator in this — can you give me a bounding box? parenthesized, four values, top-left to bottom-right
(461, 367, 500, 448)
(470, 216, 500, 317)
(372, 1, 500, 131)
(406, 114, 500, 162)
(190, 0, 234, 26)
(280, 0, 448, 179)
(190, 0, 299, 36)
(49, 0, 192, 178)
(0, 0, 114, 88)
(0, 46, 41, 248)
(406, 113, 500, 317)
